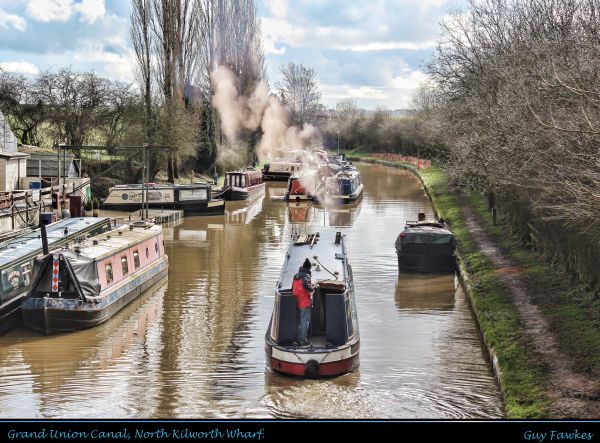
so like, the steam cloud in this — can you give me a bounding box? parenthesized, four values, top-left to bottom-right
(211, 65, 322, 163)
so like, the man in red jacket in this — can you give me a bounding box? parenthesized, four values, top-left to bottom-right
(292, 258, 314, 346)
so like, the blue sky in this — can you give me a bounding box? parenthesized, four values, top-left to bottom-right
(0, 0, 464, 109)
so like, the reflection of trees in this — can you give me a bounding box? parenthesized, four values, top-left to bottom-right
(360, 164, 427, 205)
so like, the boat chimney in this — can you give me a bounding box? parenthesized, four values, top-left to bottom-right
(335, 231, 342, 244)
(41, 223, 49, 255)
(418, 212, 426, 222)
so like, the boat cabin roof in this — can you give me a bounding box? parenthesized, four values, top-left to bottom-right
(404, 221, 453, 236)
(278, 231, 347, 291)
(112, 183, 210, 190)
(0, 217, 110, 268)
(75, 223, 162, 260)
(226, 170, 261, 178)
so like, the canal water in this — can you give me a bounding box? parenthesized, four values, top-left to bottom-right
(0, 163, 503, 418)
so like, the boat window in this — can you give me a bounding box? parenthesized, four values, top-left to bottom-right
(155, 242, 159, 254)
(133, 250, 140, 269)
(241, 175, 246, 188)
(145, 247, 149, 259)
(105, 263, 113, 284)
(121, 256, 129, 276)
(179, 188, 208, 201)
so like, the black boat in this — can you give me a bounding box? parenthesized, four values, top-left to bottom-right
(265, 231, 360, 378)
(102, 183, 225, 215)
(0, 217, 112, 334)
(395, 214, 456, 273)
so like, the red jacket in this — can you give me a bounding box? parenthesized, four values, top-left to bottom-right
(292, 268, 312, 309)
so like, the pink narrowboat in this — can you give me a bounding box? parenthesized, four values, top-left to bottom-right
(22, 222, 168, 335)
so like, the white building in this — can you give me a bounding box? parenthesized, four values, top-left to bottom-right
(0, 110, 29, 192)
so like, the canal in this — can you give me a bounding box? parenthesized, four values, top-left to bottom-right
(0, 163, 503, 418)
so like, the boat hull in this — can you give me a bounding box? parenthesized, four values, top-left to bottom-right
(265, 338, 360, 378)
(0, 292, 26, 334)
(22, 257, 169, 335)
(396, 252, 456, 274)
(262, 171, 292, 181)
(102, 199, 224, 215)
(228, 183, 266, 201)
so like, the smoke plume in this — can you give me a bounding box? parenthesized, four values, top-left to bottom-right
(211, 66, 322, 163)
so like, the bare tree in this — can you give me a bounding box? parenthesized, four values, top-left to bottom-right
(277, 62, 324, 126)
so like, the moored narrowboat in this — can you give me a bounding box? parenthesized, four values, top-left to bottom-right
(315, 167, 364, 205)
(22, 222, 169, 335)
(0, 217, 112, 334)
(221, 169, 265, 201)
(395, 215, 456, 274)
(262, 159, 302, 181)
(102, 183, 224, 215)
(265, 231, 360, 378)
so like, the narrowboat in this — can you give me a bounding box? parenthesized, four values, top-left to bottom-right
(265, 231, 360, 378)
(22, 221, 169, 335)
(102, 183, 225, 215)
(221, 169, 266, 201)
(315, 168, 364, 205)
(0, 217, 112, 334)
(395, 215, 456, 274)
(262, 159, 302, 181)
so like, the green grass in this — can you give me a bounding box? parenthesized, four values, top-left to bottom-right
(355, 156, 551, 418)
(467, 191, 600, 379)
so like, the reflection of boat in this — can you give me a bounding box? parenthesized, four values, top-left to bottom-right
(0, 217, 112, 334)
(220, 170, 266, 201)
(102, 183, 225, 215)
(225, 194, 265, 225)
(287, 201, 312, 223)
(265, 231, 360, 378)
(266, 182, 288, 201)
(395, 274, 456, 311)
(22, 222, 169, 334)
(6, 278, 167, 392)
(326, 198, 363, 227)
(395, 215, 456, 274)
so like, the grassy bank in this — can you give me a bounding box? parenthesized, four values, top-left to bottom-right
(467, 194, 600, 380)
(352, 154, 550, 418)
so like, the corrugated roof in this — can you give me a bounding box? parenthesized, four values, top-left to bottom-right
(0, 217, 110, 268)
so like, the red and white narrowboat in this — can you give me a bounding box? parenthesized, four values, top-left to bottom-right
(22, 222, 168, 335)
(265, 231, 360, 378)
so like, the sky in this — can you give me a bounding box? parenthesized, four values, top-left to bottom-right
(0, 0, 465, 110)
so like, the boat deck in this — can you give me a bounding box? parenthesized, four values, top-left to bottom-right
(279, 232, 346, 291)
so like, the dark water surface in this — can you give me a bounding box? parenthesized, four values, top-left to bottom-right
(0, 163, 503, 418)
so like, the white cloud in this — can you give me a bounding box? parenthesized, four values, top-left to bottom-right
(26, 0, 73, 22)
(0, 9, 27, 31)
(333, 41, 437, 52)
(346, 86, 387, 100)
(0, 60, 40, 75)
(74, 0, 105, 23)
(266, 0, 288, 19)
(73, 44, 135, 81)
(390, 70, 429, 89)
(26, 0, 105, 23)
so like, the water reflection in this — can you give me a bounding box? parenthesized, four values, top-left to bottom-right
(395, 274, 456, 311)
(0, 163, 503, 418)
